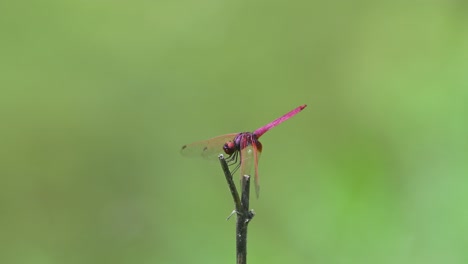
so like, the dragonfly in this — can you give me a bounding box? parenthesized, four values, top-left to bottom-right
(181, 104, 307, 198)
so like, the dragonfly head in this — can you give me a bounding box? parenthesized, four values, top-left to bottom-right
(223, 141, 237, 155)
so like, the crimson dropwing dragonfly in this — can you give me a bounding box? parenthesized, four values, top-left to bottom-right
(181, 104, 307, 198)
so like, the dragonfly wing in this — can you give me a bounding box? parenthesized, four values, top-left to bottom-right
(239, 144, 254, 178)
(181, 133, 239, 160)
(252, 141, 262, 198)
(239, 136, 260, 196)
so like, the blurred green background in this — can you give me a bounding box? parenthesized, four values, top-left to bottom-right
(1, 0, 467, 263)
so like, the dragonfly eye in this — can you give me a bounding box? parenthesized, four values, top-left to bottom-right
(223, 141, 236, 155)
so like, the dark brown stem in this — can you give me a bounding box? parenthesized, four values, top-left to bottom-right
(219, 154, 242, 212)
(218, 155, 255, 264)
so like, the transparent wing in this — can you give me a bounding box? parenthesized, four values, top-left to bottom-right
(252, 141, 262, 198)
(180, 133, 239, 160)
(239, 136, 262, 198)
(239, 144, 254, 178)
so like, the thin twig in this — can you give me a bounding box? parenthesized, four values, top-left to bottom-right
(219, 155, 242, 212)
(218, 155, 255, 264)
(236, 175, 255, 264)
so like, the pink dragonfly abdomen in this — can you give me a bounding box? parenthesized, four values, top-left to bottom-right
(254, 104, 307, 138)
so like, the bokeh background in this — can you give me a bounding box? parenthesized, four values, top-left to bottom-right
(1, 1, 467, 263)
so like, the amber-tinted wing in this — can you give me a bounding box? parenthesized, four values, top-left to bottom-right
(252, 141, 262, 198)
(239, 135, 262, 198)
(180, 133, 239, 160)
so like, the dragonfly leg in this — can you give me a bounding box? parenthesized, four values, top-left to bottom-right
(225, 151, 238, 164)
(225, 151, 241, 175)
(230, 162, 241, 175)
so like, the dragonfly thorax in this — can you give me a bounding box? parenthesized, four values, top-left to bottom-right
(222, 132, 245, 155)
(223, 132, 263, 156)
